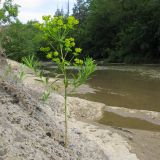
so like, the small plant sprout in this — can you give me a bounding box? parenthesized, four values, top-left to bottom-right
(41, 90, 51, 103)
(22, 55, 51, 103)
(17, 64, 26, 80)
(22, 54, 58, 103)
(37, 76, 52, 103)
(22, 54, 40, 72)
(37, 15, 96, 147)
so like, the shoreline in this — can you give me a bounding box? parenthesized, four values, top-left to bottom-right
(3, 59, 160, 160)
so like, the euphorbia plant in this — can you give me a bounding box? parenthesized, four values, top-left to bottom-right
(36, 15, 96, 147)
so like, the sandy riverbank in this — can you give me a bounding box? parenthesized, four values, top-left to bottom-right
(0, 59, 159, 159)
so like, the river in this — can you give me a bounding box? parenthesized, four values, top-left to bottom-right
(44, 64, 160, 131)
(73, 66, 160, 112)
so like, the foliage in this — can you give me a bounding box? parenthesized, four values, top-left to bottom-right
(1, 21, 43, 61)
(22, 54, 52, 102)
(115, 0, 160, 63)
(72, 0, 90, 55)
(37, 15, 96, 147)
(73, 57, 95, 88)
(0, 0, 19, 25)
(73, 0, 90, 24)
(73, 0, 160, 63)
(41, 90, 51, 102)
(17, 64, 26, 80)
(1, 0, 160, 64)
(22, 54, 40, 72)
(55, 8, 65, 17)
(0, 0, 19, 47)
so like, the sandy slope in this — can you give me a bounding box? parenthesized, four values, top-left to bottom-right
(0, 57, 142, 159)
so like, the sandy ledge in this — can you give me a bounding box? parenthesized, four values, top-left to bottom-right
(0, 59, 159, 160)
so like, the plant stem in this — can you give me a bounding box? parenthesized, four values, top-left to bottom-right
(64, 75, 68, 148)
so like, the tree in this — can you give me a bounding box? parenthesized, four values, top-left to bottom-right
(55, 8, 64, 17)
(0, 0, 18, 24)
(0, 0, 19, 47)
(73, 0, 160, 63)
(116, 0, 160, 63)
(1, 21, 43, 61)
(78, 0, 122, 59)
(73, 0, 90, 24)
(72, 0, 91, 58)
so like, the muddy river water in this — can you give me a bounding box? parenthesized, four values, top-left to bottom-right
(71, 65, 160, 112)
(71, 65, 160, 131)
(45, 64, 160, 131)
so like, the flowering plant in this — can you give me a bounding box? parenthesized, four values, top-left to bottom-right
(36, 15, 96, 147)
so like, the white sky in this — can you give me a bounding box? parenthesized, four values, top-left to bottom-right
(1, 0, 76, 23)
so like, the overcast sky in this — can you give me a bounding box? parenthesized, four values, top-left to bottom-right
(1, 0, 75, 23)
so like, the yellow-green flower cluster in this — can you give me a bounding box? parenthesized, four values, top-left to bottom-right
(65, 38, 75, 52)
(41, 16, 79, 31)
(74, 58, 83, 65)
(67, 16, 79, 29)
(46, 51, 59, 59)
(52, 16, 64, 28)
(38, 15, 83, 66)
(53, 51, 59, 56)
(46, 52, 52, 59)
(73, 48, 82, 56)
(52, 58, 60, 63)
(42, 15, 51, 21)
(75, 48, 82, 53)
(37, 16, 79, 38)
